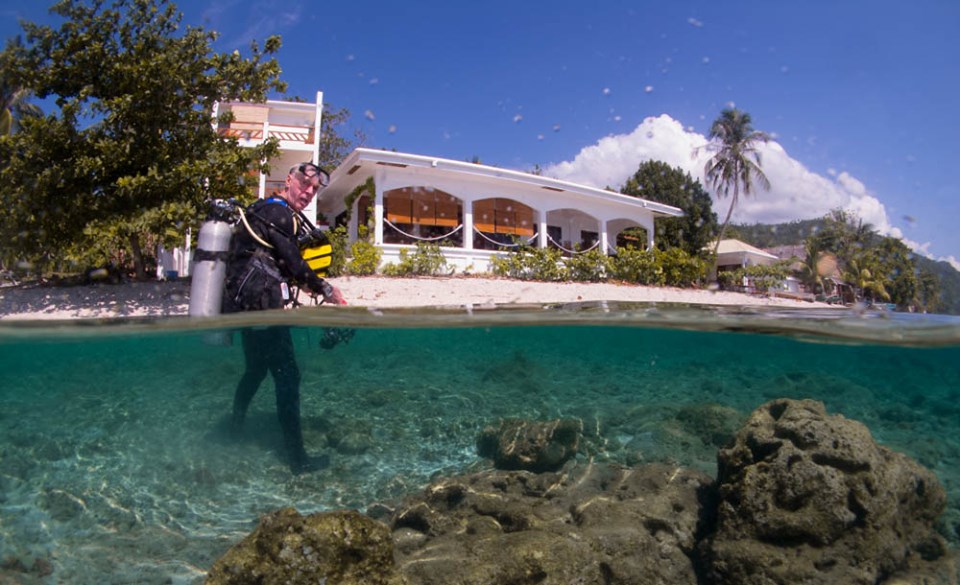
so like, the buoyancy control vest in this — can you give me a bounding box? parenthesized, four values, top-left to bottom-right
(238, 198, 333, 279)
(224, 198, 334, 312)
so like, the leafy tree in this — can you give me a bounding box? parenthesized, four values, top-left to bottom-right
(872, 236, 919, 310)
(316, 104, 365, 171)
(702, 108, 771, 257)
(0, 0, 285, 278)
(813, 208, 876, 265)
(620, 160, 718, 256)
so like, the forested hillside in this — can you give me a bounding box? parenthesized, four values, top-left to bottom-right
(729, 220, 960, 315)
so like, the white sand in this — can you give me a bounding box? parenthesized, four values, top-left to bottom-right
(0, 275, 831, 321)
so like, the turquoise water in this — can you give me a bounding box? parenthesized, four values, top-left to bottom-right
(1, 304, 958, 584)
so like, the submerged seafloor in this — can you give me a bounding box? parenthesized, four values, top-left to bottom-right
(0, 303, 958, 584)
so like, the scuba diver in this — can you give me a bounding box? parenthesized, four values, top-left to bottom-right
(222, 162, 346, 475)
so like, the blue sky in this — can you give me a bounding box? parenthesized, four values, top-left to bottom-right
(3, 0, 959, 267)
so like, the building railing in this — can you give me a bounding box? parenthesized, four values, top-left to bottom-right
(217, 126, 314, 144)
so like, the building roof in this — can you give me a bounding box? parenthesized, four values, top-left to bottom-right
(714, 239, 780, 260)
(320, 148, 683, 218)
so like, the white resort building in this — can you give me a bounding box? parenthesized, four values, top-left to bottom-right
(209, 93, 683, 273)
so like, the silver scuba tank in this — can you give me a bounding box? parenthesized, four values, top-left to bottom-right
(189, 201, 236, 317)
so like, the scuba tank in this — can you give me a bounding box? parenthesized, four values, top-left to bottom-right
(189, 199, 237, 317)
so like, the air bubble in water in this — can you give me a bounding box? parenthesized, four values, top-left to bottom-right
(364, 110, 375, 121)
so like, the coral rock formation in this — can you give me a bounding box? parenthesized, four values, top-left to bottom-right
(206, 508, 404, 585)
(391, 462, 711, 584)
(476, 418, 582, 472)
(701, 398, 954, 585)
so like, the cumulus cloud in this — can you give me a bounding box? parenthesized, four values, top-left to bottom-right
(543, 113, 898, 241)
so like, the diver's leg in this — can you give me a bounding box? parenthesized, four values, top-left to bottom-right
(269, 328, 307, 466)
(231, 328, 269, 431)
(269, 328, 326, 473)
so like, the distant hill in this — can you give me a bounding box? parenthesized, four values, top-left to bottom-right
(729, 220, 960, 315)
(726, 219, 826, 248)
(915, 256, 960, 315)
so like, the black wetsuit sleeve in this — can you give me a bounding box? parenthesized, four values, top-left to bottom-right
(258, 205, 331, 294)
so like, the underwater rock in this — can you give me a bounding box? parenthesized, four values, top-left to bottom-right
(39, 488, 86, 522)
(205, 508, 403, 585)
(674, 402, 743, 448)
(336, 430, 374, 455)
(701, 398, 955, 585)
(476, 418, 582, 472)
(391, 462, 711, 585)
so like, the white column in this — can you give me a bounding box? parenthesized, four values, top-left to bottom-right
(312, 91, 324, 165)
(538, 210, 548, 248)
(646, 218, 655, 250)
(374, 182, 384, 245)
(600, 219, 609, 254)
(463, 201, 474, 250)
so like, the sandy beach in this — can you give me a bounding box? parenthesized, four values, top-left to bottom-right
(0, 275, 831, 320)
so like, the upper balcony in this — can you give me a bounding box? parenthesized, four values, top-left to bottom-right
(214, 98, 320, 152)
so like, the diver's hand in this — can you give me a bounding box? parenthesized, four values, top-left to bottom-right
(322, 284, 347, 305)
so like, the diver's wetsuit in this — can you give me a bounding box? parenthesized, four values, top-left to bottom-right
(222, 197, 333, 473)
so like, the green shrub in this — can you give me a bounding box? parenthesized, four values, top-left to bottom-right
(382, 242, 451, 276)
(608, 247, 663, 285)
(744, 263, 789, 292)
(564, 247, 610, 282)
(716, 269, 742, 290)
(343, 225, 382, 275)
(490, 246, 567, 281)
(656, 247, 707, 287)
(325, 226, 348, 277)
(716, 263, 788, 292)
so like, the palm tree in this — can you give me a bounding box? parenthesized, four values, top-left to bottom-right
(703, 108, 771, 257)
(798, 239, 825, 295)
(843, 257, 890, 304)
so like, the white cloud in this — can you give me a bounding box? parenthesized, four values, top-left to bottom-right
(541, 115, 960, 269)
(543, 113, 898, 241)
